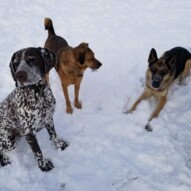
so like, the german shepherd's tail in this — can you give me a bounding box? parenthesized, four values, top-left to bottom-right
(44, 17, 55, 36)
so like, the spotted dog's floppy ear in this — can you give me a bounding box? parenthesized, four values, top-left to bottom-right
(9, 49, 25, 87)
(9, 52, 17, 82)
(37, 47, 56, 74)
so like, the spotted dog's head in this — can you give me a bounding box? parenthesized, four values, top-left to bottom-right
(9, 47, 56, 87)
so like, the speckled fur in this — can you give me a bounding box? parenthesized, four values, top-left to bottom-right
(0, 47, 68, 171)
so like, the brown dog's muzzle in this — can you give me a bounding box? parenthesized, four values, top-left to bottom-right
(15, 71, 27, 83)
(92, 59, 102, 70)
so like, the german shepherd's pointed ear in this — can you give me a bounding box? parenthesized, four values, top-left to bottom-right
(148, 48, 158, 67)
(37, 47, 56, 73)
(166, 55, 176, 71)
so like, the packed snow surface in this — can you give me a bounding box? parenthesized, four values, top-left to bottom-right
(0, 1, 191, 191)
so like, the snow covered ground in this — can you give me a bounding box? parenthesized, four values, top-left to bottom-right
(0, 0, 191, 190)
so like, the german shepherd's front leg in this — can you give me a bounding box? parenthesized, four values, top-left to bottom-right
(148, 95, 167, 121)
(145, 95, 167, 131)
(127, 91, 151, 113)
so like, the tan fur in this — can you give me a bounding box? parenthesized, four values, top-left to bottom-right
(127, 49, 191, 130)
(44, 18, 102, 114)
(179, 59, 191, 83)
(56, 43, 101, 114)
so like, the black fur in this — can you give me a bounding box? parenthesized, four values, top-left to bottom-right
(161, 47, 191, 79)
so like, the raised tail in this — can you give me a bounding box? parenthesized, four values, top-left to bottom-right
(44, 17, 56, 36)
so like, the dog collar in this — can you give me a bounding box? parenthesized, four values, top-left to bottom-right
(78, 74, 83, 77)
(146, 84, 164, 92)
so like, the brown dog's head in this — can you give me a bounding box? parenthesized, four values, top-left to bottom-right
(147, 48, 176, 90)
(73, 43, 102, 71)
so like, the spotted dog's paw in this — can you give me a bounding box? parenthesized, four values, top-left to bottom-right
(55, 139, 69, 151)
(0, 155, 11, 166)
(38, 159, 54, 172)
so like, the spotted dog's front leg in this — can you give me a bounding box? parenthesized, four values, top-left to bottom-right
(46, 121, 69, 150)
(25, 133, 54, 171)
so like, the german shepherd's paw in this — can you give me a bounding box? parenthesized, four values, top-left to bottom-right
(145, 123, 153, 132)
(123, 109, 133, 114)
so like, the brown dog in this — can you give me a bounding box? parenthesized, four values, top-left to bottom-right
(126, 47, 191, 131)
(44, 18, 102, 114)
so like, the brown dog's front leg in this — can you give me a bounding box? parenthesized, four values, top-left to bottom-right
(25, 133, 54, 171)
(62, 84, 73, 114)
(74, 83, 82, 109)
(148, 96, 167, 121)
(127, 91, 151, 113)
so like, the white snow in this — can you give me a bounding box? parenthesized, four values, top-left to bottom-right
(0, 0, 191, 191)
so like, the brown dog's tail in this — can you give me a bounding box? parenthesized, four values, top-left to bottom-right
(44, 17, 55, 36)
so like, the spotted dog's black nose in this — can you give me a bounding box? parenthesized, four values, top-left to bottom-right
(15, 71, 27, 83)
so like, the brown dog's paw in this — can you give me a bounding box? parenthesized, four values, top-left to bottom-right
(66, 107, 73, 114)
(74, 101, 82, 109)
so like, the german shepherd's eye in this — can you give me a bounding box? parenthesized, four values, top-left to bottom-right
(160, 70, 168, 76)
(150, 67, 157, 74)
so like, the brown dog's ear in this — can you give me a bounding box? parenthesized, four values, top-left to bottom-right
(148, 48, 158, 67)
(78, 42, 89, 48)
(37, 47, 56, 73)
(78, 52, 86, 65)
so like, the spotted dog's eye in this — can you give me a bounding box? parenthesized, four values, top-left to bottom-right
(26, 56, 36, 66)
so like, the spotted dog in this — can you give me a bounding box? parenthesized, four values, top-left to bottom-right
(0, 47, 68, 171)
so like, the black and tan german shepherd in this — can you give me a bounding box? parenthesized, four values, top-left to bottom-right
(127, 47, 191, 131)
